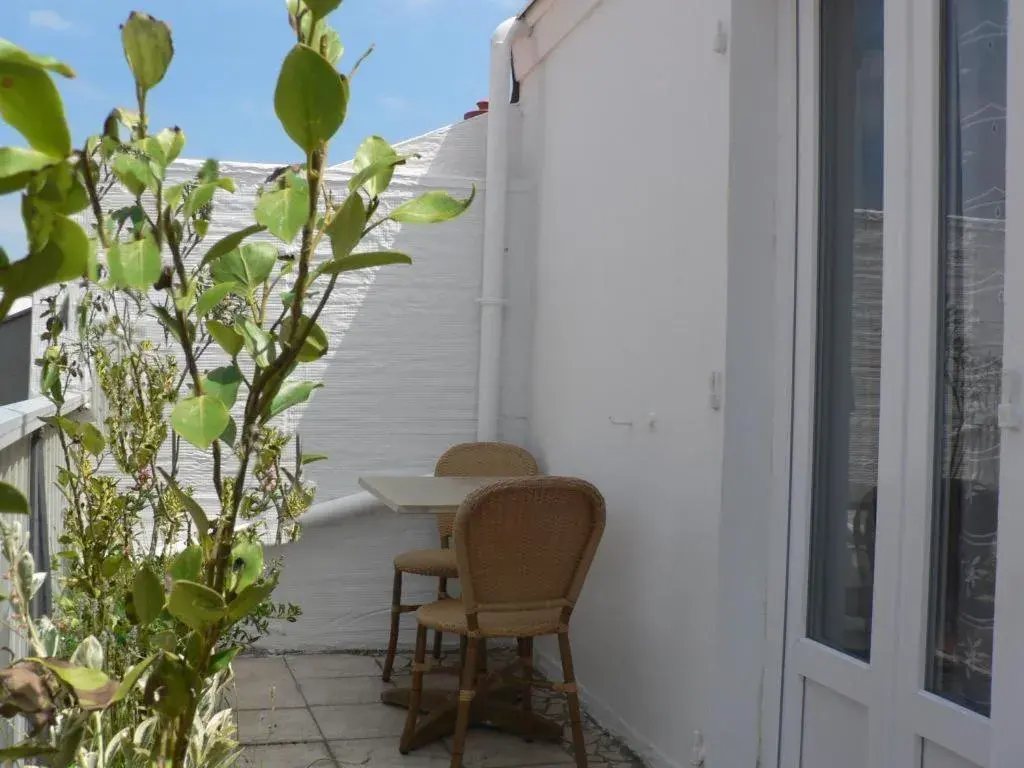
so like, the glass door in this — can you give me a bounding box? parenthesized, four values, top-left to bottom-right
(777, 0, 1024, 765)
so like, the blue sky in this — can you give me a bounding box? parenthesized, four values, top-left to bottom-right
(0, 0, 520, 255)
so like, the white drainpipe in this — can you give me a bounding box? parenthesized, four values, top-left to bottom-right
(477, 16, 528, 442)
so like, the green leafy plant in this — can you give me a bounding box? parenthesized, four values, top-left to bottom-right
(0, 2, 472, 764)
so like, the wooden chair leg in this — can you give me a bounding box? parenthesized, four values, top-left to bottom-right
(558, 632, 587, 768)
(400, 624, 429, 754)
(382, 568, 403, 682)
(517, 637, 534, 715)
(459, 635, 468, 669)
(432, 576, 448, 659)
(450, 637, 479, 768)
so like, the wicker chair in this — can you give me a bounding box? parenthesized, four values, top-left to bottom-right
(381, 442, 540, 682)
(400, 476, 606, 768)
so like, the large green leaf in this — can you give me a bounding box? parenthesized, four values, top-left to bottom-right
(0, 215, 88, 301)
(167, 580, 227, 630)
(111, 654, 158, 704)
(0, 39, 75, 78)
(230, 540, 264, 592)
(169, 545, 203, 582)
(0, 62, 71, 158)
(171, 395, 230, 451)
(183, 177, 235, 219)
(78, 423, 105, 456)
(133, 566, 165, 626)
(199, 223, 267, 269)
(202, 365, 242, 408)
(350, 136, 409, 198)
(35, 659, 117, 710)
(210, 242, 277, 290)
(317, 251, 411, 277)
(390, 188, 476, 224)
(0, 147, 57, 195)
(120, 12, 173, 92)
(227, 578, 277, 622)
(206, 319, 244, 358)
(194, 282, 238, 318)
(209, 646, 243, 674)
(264, 380, 323, 422)
(236, 318, 277, 368)
(254, 174, 310, 244)
(326, 190, 365, 261)
(28, 160, 88, 214)
(304, 0, 343, 20)
(111, 150, 158, 195)
(149, 126, 185, 166)
(274, 44, 349, 153)
(301, 452, 328, 465)
(281, 314, 329, 362)
(0, 482, 28, 514)
(107, 236, 162, 289)
(69, 636, 104, 670)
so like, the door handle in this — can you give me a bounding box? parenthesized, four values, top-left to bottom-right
(999, 369, 1022, 430)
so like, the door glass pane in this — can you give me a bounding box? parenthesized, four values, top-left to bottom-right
(927, 0, 1006, 717)
(807, 0, 884, 661)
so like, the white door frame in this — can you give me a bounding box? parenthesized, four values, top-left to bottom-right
(764, 0, 1024, 765)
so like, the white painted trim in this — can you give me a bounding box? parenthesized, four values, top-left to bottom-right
(911, 692, 991, 767)
(0, 393, 86, 452)
(868, 0, 918, 765)
(513, 0, 604, 79)
(761, 0, 798, 763)
(778, 0, 821, 761)
(791, 638, 872, 706)
(989, 0, 1024, 763)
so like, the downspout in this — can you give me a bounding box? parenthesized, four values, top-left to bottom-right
(477, 16, 528, 442)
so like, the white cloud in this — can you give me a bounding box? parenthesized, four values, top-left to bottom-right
(28, 9, 73, 32)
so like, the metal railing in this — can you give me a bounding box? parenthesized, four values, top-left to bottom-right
(0, 392, 87, 747)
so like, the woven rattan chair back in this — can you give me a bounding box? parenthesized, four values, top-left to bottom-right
(433, 443, 540, 541)
(453, 476, 605, 631)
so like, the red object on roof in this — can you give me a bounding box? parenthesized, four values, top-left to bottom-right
(463, 100, 490, 120)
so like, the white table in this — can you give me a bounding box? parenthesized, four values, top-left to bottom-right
(358, 475, 509, 515)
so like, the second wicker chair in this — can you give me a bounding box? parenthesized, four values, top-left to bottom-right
(381, 442, 539, 682)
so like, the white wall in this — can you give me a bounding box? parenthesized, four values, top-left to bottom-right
(510, 1, 732, 766)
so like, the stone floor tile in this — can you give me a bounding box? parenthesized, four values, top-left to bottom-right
(287, 653, 382, 679)
(237, 707, 323, 745)
(447, 730, 575, 768)
(311, 703, 409, 740)
(330, 737, 451, 767)
(300, 675, 393, 706)
(232, 657, 305, 710)
(239, 742, 337, 768)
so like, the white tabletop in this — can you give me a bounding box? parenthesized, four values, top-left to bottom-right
(358, 475, 509, 515)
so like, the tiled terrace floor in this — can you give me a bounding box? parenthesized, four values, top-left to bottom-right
(233, 650, 644, 768)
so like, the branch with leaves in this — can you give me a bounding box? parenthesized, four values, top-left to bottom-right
(0, 1, 473, 764)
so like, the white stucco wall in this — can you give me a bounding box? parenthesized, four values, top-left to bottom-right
(510, 1, 732, 766)
(34, 118, 491, 651)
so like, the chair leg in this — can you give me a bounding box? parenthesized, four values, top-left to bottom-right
(382, 568, 403, 682)
(450, 637, 479, 768)
(459, 635, 468, 669)
(432, 576, 448, 659)
(400, 624, 429, 754)
(558, 632, 587, 768)
(517, 637, 534, 715)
